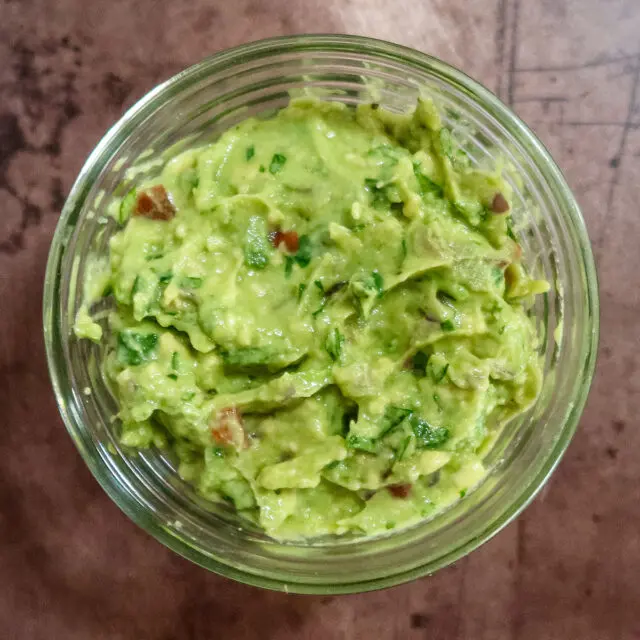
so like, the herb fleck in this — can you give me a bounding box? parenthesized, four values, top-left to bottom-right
(440, 319, 455, 332)
(269, 153, 287, 174)
(325, 327, 345, 362)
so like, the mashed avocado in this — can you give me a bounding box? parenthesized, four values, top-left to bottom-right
(75, 98, 548, 540)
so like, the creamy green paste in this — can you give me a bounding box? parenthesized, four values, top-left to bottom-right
(75, 98, 548, 540)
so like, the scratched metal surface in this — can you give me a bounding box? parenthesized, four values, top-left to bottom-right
(0, 0, 638, 638)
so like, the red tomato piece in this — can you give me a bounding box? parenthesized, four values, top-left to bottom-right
(133, 185, 175, 221)
(387, 483, 412, 498)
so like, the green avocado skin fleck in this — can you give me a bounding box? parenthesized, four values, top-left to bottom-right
(75, 97, 546, 541)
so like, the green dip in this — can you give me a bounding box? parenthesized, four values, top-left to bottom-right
(75, 98, 548, 540)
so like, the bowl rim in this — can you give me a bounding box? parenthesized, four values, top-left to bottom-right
(43, 33, 600, 594)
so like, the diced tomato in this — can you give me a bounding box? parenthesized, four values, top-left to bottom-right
(387, 483, 412, 498)
(133, 185, 175, 221)
(491, 192, 510, 214)
(211, 406, 245, 449)
(211, 423, 235, 446)
(269, 229, 299, 252)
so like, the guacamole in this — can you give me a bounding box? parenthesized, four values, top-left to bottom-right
(75, 98, 548, 540)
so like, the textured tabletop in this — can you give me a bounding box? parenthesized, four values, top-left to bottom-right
(1, 1, 638, 638)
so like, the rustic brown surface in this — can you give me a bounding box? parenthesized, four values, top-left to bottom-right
(0, 0, 638, 638)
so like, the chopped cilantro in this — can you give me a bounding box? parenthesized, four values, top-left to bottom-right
(364, 177, 390, 209)
(412, 162, 444, 198)
(395, 435, 412, 461)
(283, 237, 311, 277)
(312, 297, 327, 317)
(245, 145, 255, 161)
(459, 489, 467, 498)
(269, 153, 287, 174)
(131, 275, 143, 296)
(294, 235, 312, 267)
(371, 270, 384, 297)
(434, 363, 449, 383)
(409, 415, 450, 449)
(412, 350, 429, 374)
(346, 434, 377, 453)
(284, 255, 294, 278)
(366, 145, 398, 166)
(440, 319, 455, 332)
(349, 270, 385, 315)
(297, 283, 307, 300)
(325, 327, 345, 362)
(314, 280, 324, 294)
(117, 331, 158, 366)
(259, 164, 265, 173)
(158, 272, 173, 284)
(379, 405, 413, 437)
(119, 188, 137, 224)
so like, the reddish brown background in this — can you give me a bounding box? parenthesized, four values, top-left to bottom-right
(1, 0, 639, 638)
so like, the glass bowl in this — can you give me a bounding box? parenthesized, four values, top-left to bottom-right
(43, 34, 599, 594)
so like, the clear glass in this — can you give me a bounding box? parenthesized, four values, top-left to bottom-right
(43, 35, 599, 594)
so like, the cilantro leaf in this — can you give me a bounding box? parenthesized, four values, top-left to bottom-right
(269, 153, 287, 174)
(346, 434, 377, 453)
(131, 275, 143, 297)
(349, 270, 385, 316)
(412, 162, 444, 198)
(246, 145, 255, 161)
(411, 350, 429, 375)
(440, 319, 455, 332)
(395, 435, 412, 461)
(325, 327, 345, 362)
(117, 331, 158, 366)
(364, 178, 390, 209)
(294, 235, 312, 267)
(371, 270, 384, 297)
(284, 255, 294, 278)
(428, 361, 449, 384)
(119, 188, 137, 224)
(409, 415, 450, 449)
(379, 405, 413, 438)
